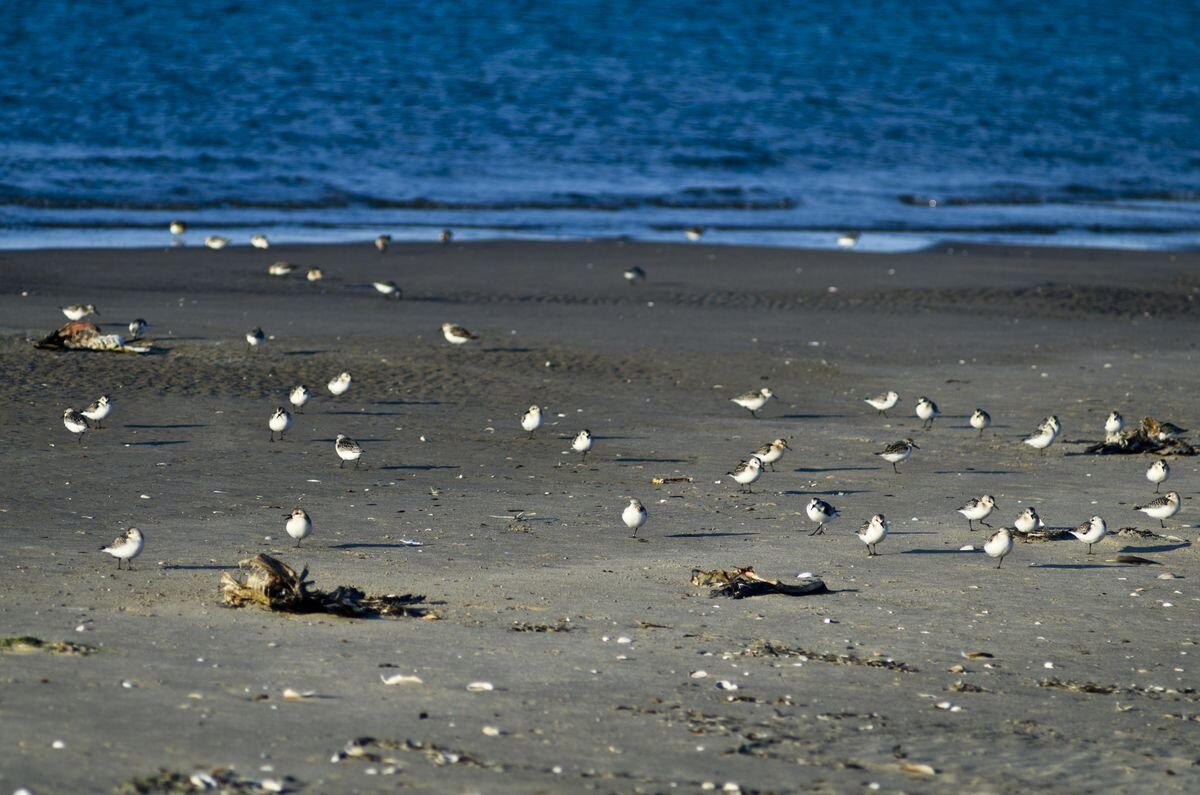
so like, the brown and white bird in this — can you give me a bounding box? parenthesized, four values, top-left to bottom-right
(1146, 459, 1170, 493)
(82, 395, 112, 429)
(571, 429, 593, 461)
(284, 509, 313, 547)
(204, 235, 229, 250)
(520, 405, 542, 437)
(983, 527, 1013, 569)
(62, 408, 89, 444)
(441, 322, 479, 346)
(60, 304, 99, 321)
(373, 280, 402, 299)
(1068, 515, 1107, 554)
(1135, 491, 1181, 528)
(622, 498, 648, 537)
(375, 234, 391, 252)
(335, 434, 363, 469)
(753, 438, 789, 471)
(246, 327, 265, 351)
(269, 407, 291, 442)
(730, 387, 773, 418)
(101, 527, 144, 570)
(957, 495, 997, 531)
(875, 438, 918, 474)
(857, 513, 888, 556)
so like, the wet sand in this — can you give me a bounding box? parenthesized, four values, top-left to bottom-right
(0, 240, 1197, 793)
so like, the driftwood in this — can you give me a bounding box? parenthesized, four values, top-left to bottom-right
(691, 566, 829, 598)
(35, 321, 151, 353)
(1084, 417, 1194, 456)
(220, 554, 434, 618)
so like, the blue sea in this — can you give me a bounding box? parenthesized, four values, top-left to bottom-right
(1, 0, 1198, 251)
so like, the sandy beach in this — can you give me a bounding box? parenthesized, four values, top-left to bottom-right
(1, 240, 1197, 793)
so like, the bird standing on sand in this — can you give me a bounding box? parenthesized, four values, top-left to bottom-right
(915, 396, 939, 429)
(82, 395, 112, 429)
(375, 234, 391, 252)
(1023, 416, 1059, 454)
(335, 434, 363, 468)
(1068, 515, 1107, 554)
(727, 455, 763, 493)
(327, 371, 352, 397)
(521, 405, 542, 438)
(284, 509, 312, 547)
(805, 498, 838, 536)
(1135, 491, 1181, 528)
(62, 408, 89, 444)
(250, 234, 270, 249)
(857, 513, 888, 556)
(169, 220, 187, 237)
(268, 261, 299, 277)
(60, 304, 99, 321)
(983, 528, 1013, 568)
(623, 498, 648, 537)
(246, 327, 265, 351)
(289, 384, 311, 413)
(306, 267, 324, 282)
(1147, 459, 1170, 492)
(128, 318, 149, 338)
(958, 495, 997, 531)
(269, 407, 292, 442)
(1013, 506, 1044, 534)
(624, 266, 646, 285)
(731, 387, 773, 418)
(753, 438, 789, 471)
(373, 280, 402, 299)
(685, 226, 705, 241)
(101, 527, 144, 570)
(836, 231, 860, 249)
(571, 429, 593, 462)
(864, 390, 899, 417)
(970, 408, 991, 436)
(205, 235, 229, 250)
(441, 322, 479, 346)
(875, 438, 918, 474)
(440, 229, 454, 244)
(1105, 411, 1124, 434)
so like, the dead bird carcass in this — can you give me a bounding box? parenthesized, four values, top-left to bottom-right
(220, 554, 435, 618)
(1084, 417, 1195, 456)
(691, 566, 829, 598)
(35, 321, 151, 354)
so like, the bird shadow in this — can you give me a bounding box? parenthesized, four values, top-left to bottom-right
(780, 413, 849, 419)
(1031, 563, 1112, 570)
(902, 548, 978, 555)
(123, 440, 189, 446)
(792, 466, 876, 473)
(124, 423, 207, 429)
(666, 531, 759, 538)
(483, 347, 534, 353)
(330, 542, 426, 550)
(933, 470, 1015, 475)
(312, 437, 390, 443)
(325, 410, 407, 416)
(380, 464, 460, 471)
(281, 349, 332, 356)
(1119, 542, 1190, 553)
(592, 435, 648, 441)
(783, 489, 872, 496)
(618, 457, 691, 464)
(160, 564, 238, 571)
(373, 400, 443, 406)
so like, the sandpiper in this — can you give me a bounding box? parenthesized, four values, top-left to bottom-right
(727, 455, 763, 493)
(1069, 515, 1107, 554)
(875, 438, 918, 474)
(289, 384, 311, 413)
(60, 304, 99, 321)
(970, 408, 991, 436)
(128, 318, 149, 338)
(958, 495, 997, 531)
(1147, 459, 1170, 493)
(915, 396, 939, 429)
(441, 322, 479, 345)
(246, 327, 265, 351)
(335, 434, 363, 468)
(1135, 491, 1181, 528)
(204, 235, 229, 250)
(857, 513, 888, 556)
(624, 266, 646, 284)
(521, 405, 542, 438)
(836, 231, 860, 248)
(731, 387, 773, 418)
(373, 280, 402, 299)
(623, 498, 648, 537)
(269, 407, 291, 442)
(250, 234, 270, 249)
(805, 498, 838, 536)
(284, 509, 312, 547)
(753, 438, 789, 471)
(82, 395, 112, 429)
(375, 234, 391, 252)
(101, 527, 144, 570)
(864, 391, 899, 417)
(983, 528, 1013, 568)
(62, 408, 89, 444)
(571, 429, 593, 462)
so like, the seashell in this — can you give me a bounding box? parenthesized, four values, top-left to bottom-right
(715, 680, 739, 691)
(466, 681, 494, 692)
(482, 725, 501, 737)
(962, 651, 994, 660)
(947, 664, 965, 673)
(260, 779, 284, 793)
(899, 761, 937, 775)
(690, 670, 709, 679)
(189, 773, 218, 789)
(959, 545, 975, 551)
(1157, 572, 1178, 580)
(934, 701, 952, 710)
(380, 674, 423, 686)
(282, 688, 316, 700)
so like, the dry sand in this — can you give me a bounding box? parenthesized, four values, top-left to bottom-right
(0, 240, 1198, 793)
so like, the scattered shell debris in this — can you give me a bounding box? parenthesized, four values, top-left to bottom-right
(691, 567, 829, 598)
(115, 767, 298, 794)
(740, 639, 918, 673)
(380, 674, 423, 686)
(466, 681, 495, 692)
(0, 636, 96, 656)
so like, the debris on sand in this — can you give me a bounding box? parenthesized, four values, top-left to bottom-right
(333, 737, 500, 771)
(219, 554, 435, 619)
(741, 639, 918, 673)
(0, 636, 96, 655)
(691, 566, 828, 598)
(1011, 528, 1070, 542)
(117, 767, 295, 794)
(1084, 417, 1195, 455)
(34, 321, 152, 353)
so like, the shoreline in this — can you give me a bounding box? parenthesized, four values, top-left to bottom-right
(1, 240, 1198, 793)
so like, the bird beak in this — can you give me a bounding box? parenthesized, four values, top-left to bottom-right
(911, 442, 920, 448)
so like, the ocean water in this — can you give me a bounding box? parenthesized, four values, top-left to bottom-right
(1, 0, 1198, 251)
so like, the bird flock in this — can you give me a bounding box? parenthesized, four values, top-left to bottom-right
(60, 230, 1188, 576)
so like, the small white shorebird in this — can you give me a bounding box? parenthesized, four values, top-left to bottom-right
(970, 408, 992, 436)
(101, 527, 144, 570)
(269, 407, 292, 442)
(1105, 411, 1124, 435)
(306, 266, 324, 282)
(983, 527, 1013, 569)
(571, 429, 593, 461)
(204, 235, 229, 250)
(441, 322, 479, 345)
(169, 220, 187, 237)
(727, 455, 763, 493)
(128, 318, 149, 338)
(268, 261, 298, 277)
(958, 494, 997, 531)
(439, 229, 454, 244)
(915, 396, 939, 429)
(1013, 506, 1045, 534)
(875, 438, 918, 474)
(836, 230, 861, 249)
(1135, 491, 1181, 528)
(684, 225, 705, 241)
(753, 438, 789, 471)
(1023, 416, 1059, 454)
(623, 265, 646, 285)
(521, 405, 542, 438)
(373, 280, 402, 299)
(246, 327, 265, 351)
(289, 384, 311, 413)
(857, 513, 888, 556)
(82, 395, 112, 429)
(60, 304, 99, 321)
(327, 371, 352, 397)
(623, 498, 648, 537)
(864, 390, 899, 417)
(1154, 422, 1187, 441)
(1146, 459, 1170, 493)
(62, 408, 89, 444)
(805, 498, 838, 536)
(731, 387, 773, 418)
(250, 234, 270, 249)
(335, 434, 363, 469)
(284, 508, 313, 547)
(1069, 515, 1107, 555)
(375, 234, 391, 252)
